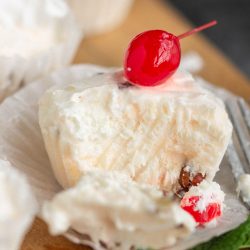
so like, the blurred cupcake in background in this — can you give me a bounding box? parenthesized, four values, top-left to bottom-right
(0, 0, 83, 102)
(66, 0, 134, 36)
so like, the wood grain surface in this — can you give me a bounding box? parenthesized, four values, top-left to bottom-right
(21, 0, 250, 249)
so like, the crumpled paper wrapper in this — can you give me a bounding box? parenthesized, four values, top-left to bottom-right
(0, 64, 248, 249)
(0, 160, 37, 250)
(0, 0, 83, 102)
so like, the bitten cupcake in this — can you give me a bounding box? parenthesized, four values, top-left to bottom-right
(39, 70, 232, 191)
(39, 22, 232, 234)
(0, 0, 82, 102)
(39, 22, 232, 193)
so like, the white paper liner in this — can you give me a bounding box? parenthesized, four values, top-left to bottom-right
(0, 64, 248, 249)
(66, 0, 134, 36)
(0, 0, 83, 102)
(0, 160, 37, 250)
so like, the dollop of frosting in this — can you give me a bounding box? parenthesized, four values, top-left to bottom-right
(42, 170, 195, 249)
(0, 0, 67, 58)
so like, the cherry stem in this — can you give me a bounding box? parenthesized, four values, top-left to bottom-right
(178, 20, 217, 40)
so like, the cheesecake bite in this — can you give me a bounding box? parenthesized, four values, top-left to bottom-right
(39, 70, 232, 191)
(42, 170, 195, 249)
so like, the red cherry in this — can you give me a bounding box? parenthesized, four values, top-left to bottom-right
(124, 30, 181, 87)
(181, 196, 221, 225)
(124, 20, 217, 87)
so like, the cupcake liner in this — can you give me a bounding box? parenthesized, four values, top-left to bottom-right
(0, 160, 37, 250)
(0, 0, 83, 102)
(66, 0, 134, 36)
(0, 64, 248, 249)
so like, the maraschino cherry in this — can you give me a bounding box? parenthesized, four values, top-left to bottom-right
(124, 20, 217, 87)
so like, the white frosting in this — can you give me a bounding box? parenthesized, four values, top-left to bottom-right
(42, 170, 195, 249)
(181, 180, 225, 215)
(0, 160, 37, 250)
(0, 0, 69, 26)
(0, 0, 67, 59)
(39, 70, 232, 190)
(237, 174, 250, 203)
(0, 26, 59, 58)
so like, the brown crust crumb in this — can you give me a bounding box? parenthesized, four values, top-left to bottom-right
(99, 240, 108, 249)
(192, 173, 205, 186)
(118, 81, 133, 89)
(179, 166, 205, 192)
(179, 168, 191, 191)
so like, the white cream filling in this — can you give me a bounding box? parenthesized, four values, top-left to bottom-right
(39, 71, 232, 190)
(42, 170, 195, 249)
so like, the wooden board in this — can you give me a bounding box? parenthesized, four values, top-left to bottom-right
(21, 0, 250, 249)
